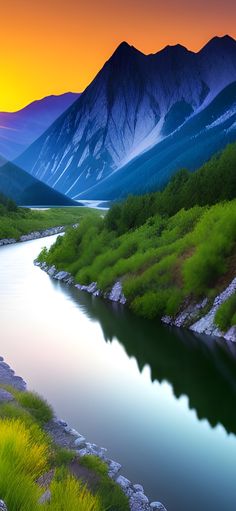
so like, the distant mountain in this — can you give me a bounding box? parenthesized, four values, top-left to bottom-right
(0, 92, 80, 160)
(16, 35, 236, 199)
(0, 162, 77, 206)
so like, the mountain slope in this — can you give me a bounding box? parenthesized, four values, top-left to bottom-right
(16, 35, 236, 199)
(0, 162, 77, 205)
(78, 81, 236, 199)
(0, 92, 80, 160)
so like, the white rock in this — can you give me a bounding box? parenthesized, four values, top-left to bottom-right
(224, 326, 236, 342)
(64, 426, 81, 436)
(74, 436, 86, 446)
(116, 475, 132, 494)
(53, 418, 67, 427)
(108, 282, 127, 304)
(0, 389, 14, 402)
(133, 484, 144, 493)
(150, 502, 167, 511)
(77, 448, 87, 457)
(39, 490, 51, 504)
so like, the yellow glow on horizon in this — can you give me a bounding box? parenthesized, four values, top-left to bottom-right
(0, 0, 236, 112)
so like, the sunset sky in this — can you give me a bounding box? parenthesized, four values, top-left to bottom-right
(1, 0, 236, 111)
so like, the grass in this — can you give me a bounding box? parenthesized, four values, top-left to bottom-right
(47, 472, 102, 511)
(1, 387, 54, 425)
(13, 390, 54, 425)
(0, 205, 100, 240)
(53, 446, 75, 466)
(0, 419, 48, 511)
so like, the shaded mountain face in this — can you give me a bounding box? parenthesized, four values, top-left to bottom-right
(16, 36, 236, 199)
(0, 162, 77, 206)
(0, 92, 80, 160)
(78, 81, 236, 199)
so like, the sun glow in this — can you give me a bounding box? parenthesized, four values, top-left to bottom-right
(0, 0, 236, 111)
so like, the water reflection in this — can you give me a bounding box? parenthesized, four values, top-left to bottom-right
(55, 280, 236, 435)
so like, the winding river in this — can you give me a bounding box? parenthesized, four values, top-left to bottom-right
(1, 235, 236, 511)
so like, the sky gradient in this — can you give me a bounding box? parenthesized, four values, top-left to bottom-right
(1, 0, 236, 111)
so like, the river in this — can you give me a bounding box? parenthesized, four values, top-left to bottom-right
(1, 235, 236, 511)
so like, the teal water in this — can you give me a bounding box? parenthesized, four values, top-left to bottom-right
(1, 235, 236, 510)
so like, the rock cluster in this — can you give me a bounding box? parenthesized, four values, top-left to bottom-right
(0, 238, 16, 246)
(37, 262, 127, 305)
(190, 277, 236, 339)
(0, 226, 65, 247)
(0, 357, 26, 391)
(0, 501, 8, 511)
(162, 277, 236, 342)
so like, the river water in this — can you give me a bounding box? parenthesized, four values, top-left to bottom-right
(1, 235, 236, 511)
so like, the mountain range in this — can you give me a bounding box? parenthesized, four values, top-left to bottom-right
(0, 92, 80, 161)
(15, 35, 236, 201)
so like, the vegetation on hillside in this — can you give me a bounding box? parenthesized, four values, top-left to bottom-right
(0, 385, 129, 511)
(105, 143, 236, 234)
(38, 144, 236, 330)
(0, 194, 99, 239)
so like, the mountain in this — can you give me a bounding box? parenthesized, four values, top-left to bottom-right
(0, 92, 80, 160)
(0, 161, 77, 206)
(16, 35, 236, 200)
(78, 81, 236, 199)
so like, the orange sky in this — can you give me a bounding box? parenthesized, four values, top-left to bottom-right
(0, 0, 236, 111)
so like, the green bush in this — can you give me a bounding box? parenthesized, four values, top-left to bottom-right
(215, 293, 236, 331)
(13, 391, 54, 425)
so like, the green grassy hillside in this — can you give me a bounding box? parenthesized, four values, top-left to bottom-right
(38, 144, 236, 328)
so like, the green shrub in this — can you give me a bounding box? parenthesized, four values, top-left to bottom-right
(215, 293, 236, 331)
(53, 447, 75, 466)
(13, 391, 54, 425)
(46, 473, 102, 511)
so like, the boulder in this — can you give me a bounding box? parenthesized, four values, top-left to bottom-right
(74, 436, 86, 447)
(0, 501, 8, 511)
(130, 491, 150, 511)
(150, 502, 167, 511)
(39, 489, 51, 504)
(0, 388, 14, 402)
(108, 282, 126, 304)
(133, 484, 144, 493)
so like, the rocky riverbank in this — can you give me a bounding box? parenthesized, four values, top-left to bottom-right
(35, 261, 236, 343)
(0, 226, 65, 247)
(162, 276, 236, 342)
(0, 356, 166, 511)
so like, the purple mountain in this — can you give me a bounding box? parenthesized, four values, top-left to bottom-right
(0, 92, 80, 160)
(16, 35, 236, 200)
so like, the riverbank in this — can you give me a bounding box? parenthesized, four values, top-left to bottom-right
(35, 260, 236, 343)
(0, 225, 65, 246)
(0, 202, 100, 240)
(0, 356, 166, 511)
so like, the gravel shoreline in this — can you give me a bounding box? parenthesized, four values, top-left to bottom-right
(0, 226, 65, 247)
(0, 356, 167, 511)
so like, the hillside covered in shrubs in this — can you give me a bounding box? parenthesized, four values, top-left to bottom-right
(38, 144, 236, 330)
